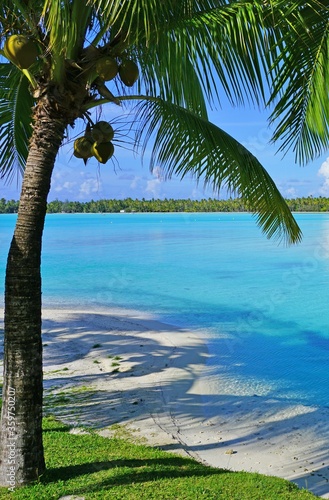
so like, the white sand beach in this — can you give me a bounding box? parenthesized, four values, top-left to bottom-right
(1, 306, 329, 498)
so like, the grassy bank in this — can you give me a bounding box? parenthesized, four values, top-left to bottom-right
(0, 416, 319, 499)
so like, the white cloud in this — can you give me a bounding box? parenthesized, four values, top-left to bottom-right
(145, 166, 164, 197)
(283, 187, 297, 198)
(130, 175, 143, 190)
(145, 178, 161, 197)
(78, 178, 100, 197)
(318, 157, 329, 194)
(49, 165, 104, 199)
(51, 169, 78, 194)
(54, 181, 77, 193)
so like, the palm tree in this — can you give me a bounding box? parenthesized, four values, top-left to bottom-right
(0, 0, 305, 487)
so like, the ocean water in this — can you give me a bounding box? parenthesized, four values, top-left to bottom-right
(1, 212, 329, 407)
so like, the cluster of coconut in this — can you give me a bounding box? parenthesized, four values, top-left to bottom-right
(3, 34, 139, 88)
(73, 121, 115, 164)
(2, 35, 138, 165)
(94, 55, 139, 87)
(3, 34, 39, 69)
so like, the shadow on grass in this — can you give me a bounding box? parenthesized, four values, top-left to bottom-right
(43, 425, 71, 433)
(41, 456, 230, 492)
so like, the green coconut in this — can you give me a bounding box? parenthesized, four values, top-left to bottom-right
(92, 141, 115, 164)
(95, 56, 118, 81)
(73, 137, 94, 159)
(4, 35, 38, 69)
(118, 60, 139, 87)
(91, 121, 114, 143)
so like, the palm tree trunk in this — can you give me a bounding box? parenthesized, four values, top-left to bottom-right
(0, 109, 66, 487)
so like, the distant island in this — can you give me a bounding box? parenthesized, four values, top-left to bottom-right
(1, 196, 329, 214)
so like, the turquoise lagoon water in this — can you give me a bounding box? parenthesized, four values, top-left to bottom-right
(1, 212, 329, 407)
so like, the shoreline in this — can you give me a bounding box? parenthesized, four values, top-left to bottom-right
(1, 306, 329, 498)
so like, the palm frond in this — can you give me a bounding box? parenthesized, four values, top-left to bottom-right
(267, 1, 329, 164)
(186, 1, 269, 106)
(0, 1, 33, 36)
(91, 1, 272, 109)
(128, 96, 301, 245)
(0, 63, 34, 182)
(41, 0, 92, 80)
(137, 47, 209, 118)
(69, 1, 93, 60)
(41, 0, 68, 80)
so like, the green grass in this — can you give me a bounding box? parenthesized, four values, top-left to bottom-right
(44, 386, 96, 411)
(46, 367, 69, 375)
(0, 417, 319, 499)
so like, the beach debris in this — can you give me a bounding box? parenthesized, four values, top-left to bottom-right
(225, 449, 236, 455)
(132, 399, 144, 405)
(4, 34, 38, 69)
(58, 496, 86, 500)
(69, 428, 89, 435)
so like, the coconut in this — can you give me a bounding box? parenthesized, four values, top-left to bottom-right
(73, 137, 94, 159)
(92, 141, 115, 164)
(4, 35, 38, 69)
(91, 121, 114, 143)
(118, 60, 139, 87)
(95, 56, 118, 81)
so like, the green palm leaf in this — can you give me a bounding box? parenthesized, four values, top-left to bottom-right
(267, 1, 329, 164)
(42, 0, 93, 80)
(0, 63, 34, 181)
(130, 96, 301, 244)
(92, 1, 271, 109)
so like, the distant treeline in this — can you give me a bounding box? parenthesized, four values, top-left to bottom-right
(1, 196, 329, 214)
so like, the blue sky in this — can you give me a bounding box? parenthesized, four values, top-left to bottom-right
(1, 99, 329, 202)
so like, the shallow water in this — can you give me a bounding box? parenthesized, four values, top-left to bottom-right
(1, 211, 329, 407)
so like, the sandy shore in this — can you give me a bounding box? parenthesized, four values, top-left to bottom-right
(1, 307, 329, 498)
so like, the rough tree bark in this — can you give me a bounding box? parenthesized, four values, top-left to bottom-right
(0, 97, 67, 487)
